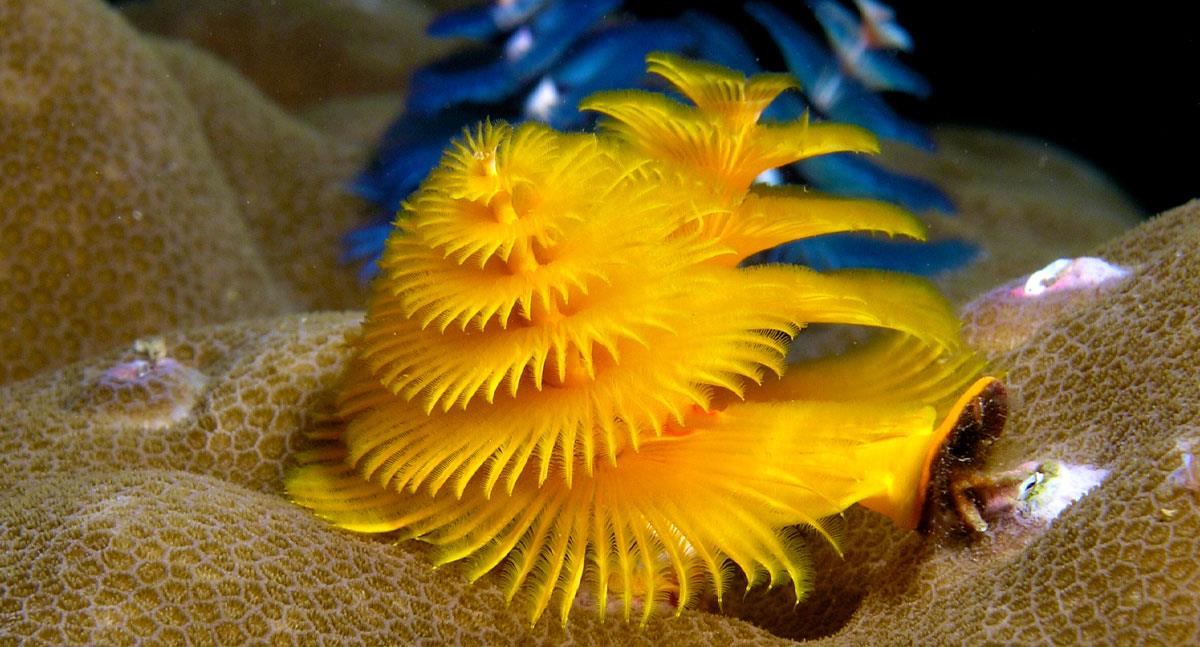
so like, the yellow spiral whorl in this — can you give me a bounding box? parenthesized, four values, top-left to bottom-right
(286, 53, 986, 626)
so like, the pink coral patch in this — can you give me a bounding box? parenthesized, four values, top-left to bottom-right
(71, 348, 209, 430)
(1010, 256, 1130, 298)
(961, 256, 1132, 354)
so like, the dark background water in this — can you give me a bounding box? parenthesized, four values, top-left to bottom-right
(648, 2, 1198, 216)
(898, 3, 1197, 216)
(108, 0, 1196, 214)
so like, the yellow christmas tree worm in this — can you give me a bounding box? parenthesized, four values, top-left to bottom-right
(287, 53, 990, 625)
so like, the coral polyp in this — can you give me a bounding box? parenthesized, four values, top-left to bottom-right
(287, 54, 987, 625)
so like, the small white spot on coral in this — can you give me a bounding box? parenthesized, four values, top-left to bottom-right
(1019, 461, 1108, 524)
(1168, 438, 1200, 492)
(1014, 256, 1130, 298)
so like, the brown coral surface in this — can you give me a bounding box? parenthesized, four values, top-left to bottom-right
(3, 204, 1198, 645)
(0, 0, 386, 385)
(0, 313, 355, 495)
(147, 38, 371, 311)
(798, 201, 1200, 644)
(1, 469, 796, 646)
(121, 0, 449, 109)
(0, 0, 294, 384)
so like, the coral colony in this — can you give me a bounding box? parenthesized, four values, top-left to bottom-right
(345, 0, 978, 281)
(287, 54, 999, 625)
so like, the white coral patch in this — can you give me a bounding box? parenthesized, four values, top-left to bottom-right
(1019, 256, 1130, 297)
(1019, 461, 1108, 524)
(1168, 437, 1200, 492)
